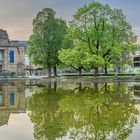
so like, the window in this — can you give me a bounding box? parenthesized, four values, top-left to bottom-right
(134, 62, 140, 67)
(10, 50, 14, 63)
(134, 57, 140, 61)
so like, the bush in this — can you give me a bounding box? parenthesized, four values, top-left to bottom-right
(10, 72, 16, 77)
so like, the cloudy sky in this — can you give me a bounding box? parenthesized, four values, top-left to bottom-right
(0, 0, 140, 42)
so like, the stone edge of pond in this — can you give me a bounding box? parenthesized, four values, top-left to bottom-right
(1, 76, 140, 82)
(41, 76, 140, 83)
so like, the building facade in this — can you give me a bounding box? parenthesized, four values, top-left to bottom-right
(134, 54, 140, 67)
(0, 29, 25, 75)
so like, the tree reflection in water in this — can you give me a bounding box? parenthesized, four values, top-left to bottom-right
(28, 81, 138, 140)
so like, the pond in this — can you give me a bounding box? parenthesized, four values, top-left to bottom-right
(0, 79, 139, 140)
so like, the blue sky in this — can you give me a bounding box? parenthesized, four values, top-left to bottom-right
(0, 0, 139, 42)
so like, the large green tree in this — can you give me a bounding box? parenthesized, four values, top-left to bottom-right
(64, 2, 137, 75)
(28, 8, 67, 77)
(102, 9, 137, 73)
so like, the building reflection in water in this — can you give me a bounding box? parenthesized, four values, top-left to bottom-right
(132, 83, 140, 104)
(0, 81, 26, 126)
(0, 80, 46, 127)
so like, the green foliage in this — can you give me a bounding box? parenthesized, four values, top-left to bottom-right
(60, 1, 137, 74)
(28, 2, 137, 75)
(59, 45, 87, 70)
(28, 81, 138, 140)
(59, 44, 105, 71)
(28, 8, 67, 69)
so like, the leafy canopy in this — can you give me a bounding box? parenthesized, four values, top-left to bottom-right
(28, 8, 67, 68)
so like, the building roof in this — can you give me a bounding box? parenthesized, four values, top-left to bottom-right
(0, 29, 27, 48)
(10, 40, 27, 47)
(0, 29, 10, 46)
(0, 29, 9, 40)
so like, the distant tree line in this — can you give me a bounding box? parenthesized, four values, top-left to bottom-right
(28, 1, 137, 77)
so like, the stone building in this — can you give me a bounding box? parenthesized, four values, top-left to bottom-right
(0, 29, 25, 75)
(134, 54, 140, 67)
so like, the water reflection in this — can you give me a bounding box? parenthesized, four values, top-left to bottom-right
(28, 81, 138, 140)
(0, 79, 47, 128)
(0, 81, 26, 126)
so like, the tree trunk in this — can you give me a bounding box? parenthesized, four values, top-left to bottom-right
(53, 66, 57, 77)
(54, 81, 57, 92)
(79, 68, 82, 77)
(30, 69, 32, 75)
(48, 79, 51, 93)
(94, 82, 99, 92)
(104, 65, 108, 74)
(105, 83, 108, 93)
(78, 82, 82, 91)
(48, 66, 51, 77)
(94, 68, 98, 76)
(118, 67, 121, 73)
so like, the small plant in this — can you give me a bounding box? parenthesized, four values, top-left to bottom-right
(10, 72, 16, 77)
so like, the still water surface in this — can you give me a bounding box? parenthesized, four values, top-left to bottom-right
(0, 80, 140, 140)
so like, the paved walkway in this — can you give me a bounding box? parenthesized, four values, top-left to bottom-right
(28, 75, 48, 79)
